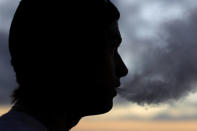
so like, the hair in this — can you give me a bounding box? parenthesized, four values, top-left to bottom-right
(9, 0, 120, 105)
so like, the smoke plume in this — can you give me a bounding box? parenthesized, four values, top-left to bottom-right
(117, 3, 197, 105)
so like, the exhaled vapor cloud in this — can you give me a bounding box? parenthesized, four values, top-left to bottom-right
(116, 1, 197, 105)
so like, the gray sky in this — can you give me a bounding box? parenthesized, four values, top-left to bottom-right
(0, 0, 19, 105)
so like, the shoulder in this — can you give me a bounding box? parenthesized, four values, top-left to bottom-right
(0, 110, 48, 131)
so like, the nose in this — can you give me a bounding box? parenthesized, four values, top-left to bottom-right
(115, 54, 128, 78)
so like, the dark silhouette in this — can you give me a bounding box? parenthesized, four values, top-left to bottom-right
(0, 0, 128, 131)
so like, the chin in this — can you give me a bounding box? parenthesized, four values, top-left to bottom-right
(82, 98, 114, 116)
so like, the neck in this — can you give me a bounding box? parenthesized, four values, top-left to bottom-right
(12, 101, 82, 131)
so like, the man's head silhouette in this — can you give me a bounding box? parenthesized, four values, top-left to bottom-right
(4, 0, 128, 131)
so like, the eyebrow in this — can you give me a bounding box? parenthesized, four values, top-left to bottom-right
(105, 0, 120, 24)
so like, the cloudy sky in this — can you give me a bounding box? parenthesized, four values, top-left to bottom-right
(1, 0, 197, 131)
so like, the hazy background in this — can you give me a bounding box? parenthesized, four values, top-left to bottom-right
(1, 0, 197, 130)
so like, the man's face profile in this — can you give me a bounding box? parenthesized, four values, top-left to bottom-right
(8, 0, 128, 119)
(74, 20, 128, 116)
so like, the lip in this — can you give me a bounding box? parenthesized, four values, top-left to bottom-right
(112, 82, 121, 97)
(114, 82, 121, 89)
(113, 89, 117, 96)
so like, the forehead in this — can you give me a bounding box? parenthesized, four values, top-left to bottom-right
(104, 0, 120, 26)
